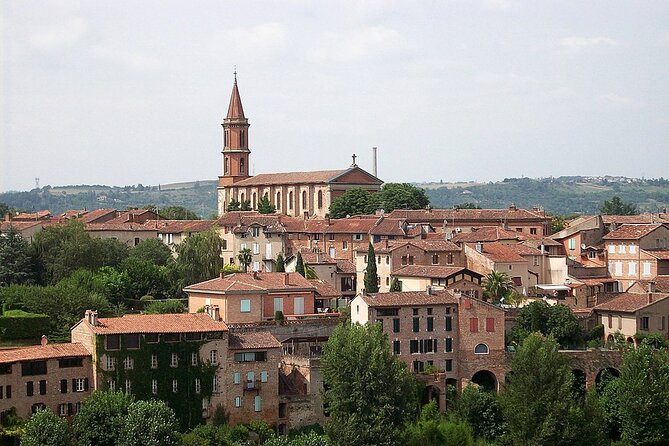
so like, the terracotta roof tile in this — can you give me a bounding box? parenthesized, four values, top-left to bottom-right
(594, 292, 669, 312)
(602, 214, 669, 225)
(643, 250, 669, 260)
(13, 210, 51, 221)
(184, 272, 315, 293)
(632, 277, 669, 293)
(89, 313, 228, 334)
(470, 242, 526, 263)
(0, 343, 90, 364)
(321, 218, 377, 234)
(299, 251, 337, 265)
(362, 239, 460, 254)
(85, 222, 158, 232)
(392, 265, 481, 279)
(234, 170, 346, 186)
(308, 279, 341, 298)
(388, 208, 547, 222)
(146, 220, 217, 233)
(603, 224, 665, 240)
(504, 243, 543, 256)
(369, 218, 407, 236)
(77, 209, 118, 224)
(451, 226, 521, 243)
(228, 332, 281, 350)
(335, 260, 356, 274)
(0, 221, 43, 232)
(361, 290, 460, 307)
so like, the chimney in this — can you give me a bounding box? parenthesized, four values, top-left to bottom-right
(648, 291, 654, 304)
(648, 281, 656, 293)
(220, 271, 225, 279)
(509, 203, 517, 211)
(284, 273, 290, 285)
(207, 305, 220, 321)
(540, 244, 546, 254)
(475, 242, 483, 253)
(253, 271, 259, 280)
(362, 289, 367, 296)
(4, 213, 11, 222)
(426, 286, 434, 295)
(316, 252, 321, 263)
(326, 216, 331, 225)
(85, 310, 98, 327)
(372, 146, 378, 177)
(40, 335, 48, 346)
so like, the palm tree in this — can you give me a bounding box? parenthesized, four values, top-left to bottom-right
(482, 271, 514, 303)
(237, 248, 252, 272)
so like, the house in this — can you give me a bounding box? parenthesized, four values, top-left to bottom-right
(184, 272, 318, 323)
(286, 250, 347, 304)
(465, 242, 529, 295)
(150, 220, 218, 253)
(216, 76, 382, 218)
(0, 220, 44, 243)
(550, 215, 606, 266)
(0, 339, 93, 420)
(391, 266, 484, 298)
(627, 276, 669, 294)
(593, 290, 669, 343)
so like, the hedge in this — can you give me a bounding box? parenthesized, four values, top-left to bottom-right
(0, 310, 50, 340)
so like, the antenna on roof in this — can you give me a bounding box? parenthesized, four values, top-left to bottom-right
(233, 65, 237, 81)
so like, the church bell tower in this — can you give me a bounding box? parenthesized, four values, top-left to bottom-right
(220, 72, 251, 184)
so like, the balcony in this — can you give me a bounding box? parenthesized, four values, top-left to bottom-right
(244, 380, 261, 392)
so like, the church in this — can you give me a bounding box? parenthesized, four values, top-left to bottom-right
(217, 76, 383, 218)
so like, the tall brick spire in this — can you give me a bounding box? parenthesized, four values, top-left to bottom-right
(221, 72, 251, 184)
(226, 71, 245, 119)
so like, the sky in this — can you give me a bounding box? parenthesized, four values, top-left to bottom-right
(2, 0, 669, 192)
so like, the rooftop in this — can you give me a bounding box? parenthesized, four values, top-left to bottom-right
(360, 290, 459, 307)
(228, 332, 281, 350)
(0, 343, 90, 364)
(468, 242, 526, 263)
(392, 265, 479, 279)
(388, 207, 547, 222)
(451, 226, 521, 243)
(84, 313, 229, 334)
(603, 224, 665, 240)
(594, 292, 669, 312)
(184, 272, 315, 293)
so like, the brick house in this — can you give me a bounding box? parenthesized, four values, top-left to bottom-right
(593, 289, 669, 343)
(550, 215, 606, 266)
(464, 242, 529, 294)
(391, 265, 484, 298)
(0, 341, 92, 420)
(184, 272, 318, 323)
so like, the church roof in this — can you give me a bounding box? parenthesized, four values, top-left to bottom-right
(233, 169, 346, 186)
(226, 78, 245, 119)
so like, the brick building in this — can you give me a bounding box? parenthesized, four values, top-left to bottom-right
(391, 265, 484, 298)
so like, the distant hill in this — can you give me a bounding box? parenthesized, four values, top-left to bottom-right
(2, 176, 668, 217)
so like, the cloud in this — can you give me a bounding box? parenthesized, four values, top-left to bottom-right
(308, 26, 412, 62)
(558, 36, 618, 53)
(27, 18, 88, 51)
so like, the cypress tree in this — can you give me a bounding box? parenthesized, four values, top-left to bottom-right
(295, 252, 305, 277)
(389, 277, 402, 292)
(364, 242, 379, 293)
(275, 254, 285, 272)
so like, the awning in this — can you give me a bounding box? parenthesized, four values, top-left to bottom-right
(536, 284, 571, 291)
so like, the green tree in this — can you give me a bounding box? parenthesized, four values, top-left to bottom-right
(295, 252, 306, 277)
(375, 183, 430, 212)
(144, 299, 186, 314)
(305, 264, 318, 279)
(119, 256, 169, 298)
(119, 400, 180, 446)
(511, 301, 582, 347)
(389, 277, 402, 292)
(275, 253, 285, 272)
(240, 200, 252, 211)
(157, 205, 199, 220)
(131, 238, 173, 266)
(0, 202, 9, 217)
(616, 343, 669, 444)
(328, 188, 378, 218)
(455, 385, 506, 441)
(73, 391, 134, 446)
(227, 199, 241, 212)
(170, 229, 224, 291)
(21, 408, 72, 446)
(454, 202, 481, 209)
(322, 323, 419, 446)
(237, 248, 252, 272)
(482, 271, 514, 303)
(600, 195, 638, 215)
(0, 226, 34, 286)
(257, 195, 276, 214)
(364, 243, 379, 293)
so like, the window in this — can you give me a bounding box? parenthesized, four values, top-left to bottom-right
(191, 352, 198, 366)
(195, 379, 201, 394)
(289, 191, 293, 210)
(59, 403, 68, 417)
(413, 308, 419, 316)
(240, 158, 245, 173)
(447, 253, 454, 265)
(274, 298, 283, 313)
(432, 254, 439, 265)
(60, 379, 68, 394)
(253, 242, 260, 254)
(234, 372, 241, 384)
(22, 361, 47, 376)
(251, 227, 260, 237)
(125, 379, 132, 394)
(413, 361, 424, 373)
(408, 256, 415, 265)
(213, 376, 219, 393)
(302, 191, 307, 210)
(39, 380, 46, 395)
(469, 318, 479, 333)
(123, 334, 140, 350)
(615, 262, 623, 276)
(445, 337, 453, 352)
(385, 277, 390, 286)
(108, 380, 115, 391)
(486, 318, 495, 332)
(151, 354, 158, 369)
(276, 192, 281, 210)
(393, 318, 400, 333)
(643, 262, 652, 276)
(317, 191, 323, 209)
(152, 380, 158, 395)
(629, 244, 637, 254)
(618, 244, 626, 254)
(5, 385, 10, 399)
(533, 256, 539, 267)
(253, 261, 260, 271)
(607, 314, 612, 328)
(413, 317, 420, 332)
(240, 299, 251, 313)
(474, 343, 489, 354)
(401, 255, 408, 265)
(294, 297, 305, 315)
(261, 371, 268, 383)
(608, 244, 616, 254)
(172, 380, 178, 393)
(393, 340, 401, 354)
(247, 371, 255, 383)
(410, 340, 419, 353)
(106, 356, 115, 371)
(640, 317, 650, 331)
(26, 381, 34, 396)
(628, 262, 637, 276)
(123, 357, 134, 370)
(445, 316, 452, 331)
(568, 238, 576, 250)
(427, 317, 434, 332)
(445, 359, 453, 372)
(235, 396, 242, 408)
(254, 395, 262, 412)
(59, 358, 83, 368)
(530, 228, 537, 235)
(342, 241, 348, 250)
(353, 234, 363, 241)
(171, 353, 178, 367)
(234, 351, 267, 362)
(74, 378, 87, 392)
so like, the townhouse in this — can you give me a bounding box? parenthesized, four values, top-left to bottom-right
(464, 242, 529, 295)
(391, 265, 484, 298)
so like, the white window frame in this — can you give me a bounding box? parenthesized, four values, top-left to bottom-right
(294, 297, 305, 315)
(75, 378, 85, 392)
(274, 297, 283, 313)
(151, 354, 158, 369)
(234, 372, 241, 384)
(628, 261, 637, 276)
(106, 356, 115, 371)
(618, 244, 626, 254)
(195, 379, 201, 394)
(108, 380, 116, 391)
(172, 379, 178, 393)
(151, 380, 158, 395)
(240, 299, 251, 313)
(254, 395, 262, 412)
(212, 376, 218, 393)
(253, 243, 260, 254)
(171, 353, 178, 367)
(608, 244, 616, 254)
(191, 352, 198, 366)
(235, 396, 242, 408)
(210, 350, 218, 364)
(125, 379, 131, 394)
(123, 356, 133, 370)
(643, 262, 652, 277)
(629, 244, 637, 254)
(568, 238, 576, 250)
(59, 404, 68, 416)
(261, 371, 268, 383)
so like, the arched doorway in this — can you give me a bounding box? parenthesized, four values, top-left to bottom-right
(572, 369, 586, 398)
(596, 367, 620, 392)
(471, 370, 497, 392)
(422, 385, 441, 410)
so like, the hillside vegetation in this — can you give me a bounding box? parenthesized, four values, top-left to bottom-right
(2, 176, 668, 217)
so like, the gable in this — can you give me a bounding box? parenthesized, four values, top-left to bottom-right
(329, 167, 383, 186)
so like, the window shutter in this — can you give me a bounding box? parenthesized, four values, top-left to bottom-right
(84, 378, 89, 391)
(72, 379, 76, 391)
(469, 318, 478, 332)
(464, 299, 472, 309)
(486, 318, 495, 332)
(61, 379, 68, 394)
(68, 403, 73, 416)
(433, 339, 438, 351)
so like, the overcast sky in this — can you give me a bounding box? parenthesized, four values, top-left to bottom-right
(2, 1, 668, 192)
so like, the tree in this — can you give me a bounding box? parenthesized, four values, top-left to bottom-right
(275, 253, 285, 272)
(0, 202, 9, 217)
(21, 408, 72, 446)
(375, 183, 430, 212)
(170, 229, 224, 290)
(389, 277, 402, 292)
(364, 243, 379, 293)
(157, 205, 199, 220)
(500, 334, 605, 446)
(295, 252, 306, 277)
(600, 195, 638, 215)
(0, 226, 34, 286)
(237, 248, 252, 272)
(118, 256, 169, 298)
(615, 342, 669, 444)
(455, 385, 506, 441)
(511, 301, 582, 347)
(322, 323, 419, 446)
(328, 188, 378, 218)
(119, 400, 180, 446)
(144, 299, 186, 314)
(73, 391, 134, 446)
(131, 238, 173, 266)
(240, 200, 252, 211)
(482, 271, 513, 303)
(227, 199, 241, 212)
(305, 264, 318, 279)
(454, 202, 481, 209)
(257, 195, 276, 214)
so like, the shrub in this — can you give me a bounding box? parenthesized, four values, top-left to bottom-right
(0, 310, 49, 340)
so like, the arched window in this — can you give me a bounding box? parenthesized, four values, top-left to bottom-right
(224, 157, 229, 175)
(302, 191, 307, 210)
(224, 130, 228, 148)
(276, 192, 281, 210)
(317, 190, 323, 209)
(252, 193, 257, 210)
(474, 344, 489, 354)
(239, 158, 245, 174)
(289, 191, 293, 210)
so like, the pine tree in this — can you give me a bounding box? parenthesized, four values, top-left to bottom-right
(295, 252, 305, 277)
(257, 195, 276, 214)
(389, 277, 402, 292)
(275, 254, 285, 272)
(364, 242, 379, 293)
(227, 199, 241, 212)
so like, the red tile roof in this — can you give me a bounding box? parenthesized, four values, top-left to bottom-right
(631, 277, 669, 293)
(0, 343, 90, 364)
(299, 251, 337, 265)
(594, 292, 669, 312)
(602, 214, 669, 225)
(335, 259, 356, 274)
(77, 209, 118, 224)
(451, 226, 521, 243)
(85, 222, 158, 232)
(88, 313, 229, 334)
(603, 224, 665, 240)
(308, 279, 341, 298)
(147, 220, 217, 233)
(504, 243, 543, 256)
(0, 221, 43, 232)
(369, 218, 407, 236)
(13, 210, 52, 221)
(388, 208, 547, 222)
(363, 239, 460, 254)
(320, 218, 377, 234)
(470, 242, 526, 263)
(228, 332, 281, 350)
(360, 290, 459, 307)
(392, 265, 479, 279)
(184, 272, 315, 293)
(643, 250, 669, 260)
(234, 170, 346, 186)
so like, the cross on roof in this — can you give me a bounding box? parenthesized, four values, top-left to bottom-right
(351, 153, 357, 167)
